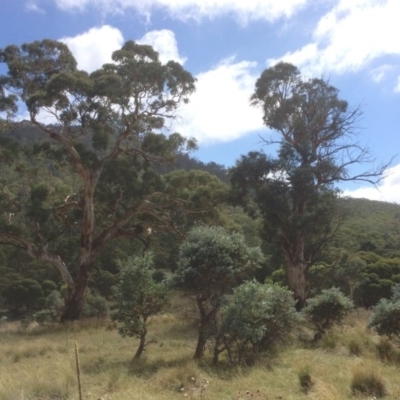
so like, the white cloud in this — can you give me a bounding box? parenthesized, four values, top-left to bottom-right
(370, 64, 394, 83)
(52, 0, 308, 23)
(137, 30, 186, 64)
(25, 1, 45, 13)
(60, 26, 124, 72)
(173, 57, 264, 144)
(269, 0, 400, 81)
(394, 76, 400, 93)
(343, 163, 400, 204)
(57, 26, 264, 144)
(60, 27, 185, 72)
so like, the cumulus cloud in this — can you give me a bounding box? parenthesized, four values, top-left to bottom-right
(60, 27, 185, 72)
(58, 26, 261, 144)
(269, 0, 400, 83)
(51, 0, 308, 23)
(60, 25, 124, 72)
(137, 30, 186, 64)
(343, 163, 400, 204)
(172, 57, 264, 144)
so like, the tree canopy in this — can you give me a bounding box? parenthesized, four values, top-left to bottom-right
(230, 62, 388, 308)
(0, 39, 202, 320)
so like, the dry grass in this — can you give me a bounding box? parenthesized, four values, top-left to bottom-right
(1, 306, 400, 400)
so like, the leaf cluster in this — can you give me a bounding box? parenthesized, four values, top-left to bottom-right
(218, 281, 299, 363)
(369, 284, 400, 340)
(303, 287, 354, 338)
(112, 253, 169, 338)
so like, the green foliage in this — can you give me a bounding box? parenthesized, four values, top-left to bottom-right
(391, 283, 400, 302)
(0, 38, 202, 320)
(176, 226, 263, 359)
(113, 253, 169, 359)
(231, 62, 386, 308)
(369, 298, 400, 340)
(303, 288, 354, 340)
(216, 281, 298, 364)
(177, 226, 263, 296)
(3, 278, 44, 313)
(82, 290, 109, 319)
(33, 290, 64, 323)
(41, 280, 58, 297)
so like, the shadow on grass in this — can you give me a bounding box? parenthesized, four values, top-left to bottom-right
(128, 355, 194, 378)
(196, 351, 277, 381)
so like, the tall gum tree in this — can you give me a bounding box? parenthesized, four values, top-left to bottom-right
(0, 39, 199, 321)
(230, 62, 389, 309)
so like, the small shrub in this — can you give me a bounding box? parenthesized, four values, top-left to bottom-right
(350, 367, 386, 398)
(298, 366, 313, 393)
(214, 281, 299, 364)
(303, 287, 354, 341)
(113, 253, 170, 360)
(369, 298, 400, 340)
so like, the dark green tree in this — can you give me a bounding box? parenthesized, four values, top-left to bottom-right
(0, 39, 196, 321)
(176, 225, 263, 359)
(369, 284, 400, 341)
(230, 62, 388, 308)
(213, 281, 298, 364)
(303, 287, 353, 341)
(3, 278, 44, 313)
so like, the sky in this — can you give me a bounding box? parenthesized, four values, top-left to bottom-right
(1, 0, 400, 203)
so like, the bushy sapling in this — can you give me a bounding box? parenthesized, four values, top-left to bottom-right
(369, 284, 400, 341)
(176, 226, 263, 359)
(303, 287, 354, 341)
(214, 281, 299, 364)
(113, 253, 169, 360)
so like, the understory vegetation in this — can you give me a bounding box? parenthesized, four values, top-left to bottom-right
(1, 303, 400, 400)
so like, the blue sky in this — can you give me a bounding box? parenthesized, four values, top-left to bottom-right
(1, 0, 400, 202)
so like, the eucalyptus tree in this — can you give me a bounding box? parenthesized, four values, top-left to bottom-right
(230, 62, 388, 309)
(0, 39, 198, 321)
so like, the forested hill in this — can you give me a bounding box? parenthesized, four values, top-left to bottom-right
(2, 122, 399, 256)
(1, 122, 400, 312)
(335, 197, 400, 257)
(3, 121, 229, 183)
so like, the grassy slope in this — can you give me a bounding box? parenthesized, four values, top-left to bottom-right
(1, 307, 400, 400)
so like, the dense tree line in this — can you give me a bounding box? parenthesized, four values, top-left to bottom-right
(0, 39, 398, 328)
